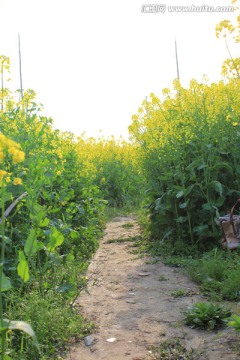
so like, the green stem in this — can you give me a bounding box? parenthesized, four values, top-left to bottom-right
(187, 209, 194, 244)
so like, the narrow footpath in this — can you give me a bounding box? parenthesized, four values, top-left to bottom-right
(66, 216, 239, 360)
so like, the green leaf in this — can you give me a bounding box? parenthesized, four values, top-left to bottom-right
(0, 235, 11, 245)
(213, 197, 225, 207)
(236, 166, 240, 175)
(197, 164, 207, 170)
(39, 217, 50, 227)
(229, 315, 240, 332)
(70, 230, 79, 239)
(193, 224, 209, 237)
(179, 200, 189, 209)
(0, 272, 11, 292)
(211, 181, 223, 196)
(176, 216, 188, 223)
(176, 190, 184, 199)
(202, 203, 212, 211)
(47, 227, 64, 252)
(56, 282, 78, 298)
(17, 251, 30, 282)
(66, 253, 75, 261)
(185, 185, 195, 196)
(29, 204, 46, 222)
(24, 229, 38, 256)
(212, 162, 233, 174)
(3, 318, 39, 350)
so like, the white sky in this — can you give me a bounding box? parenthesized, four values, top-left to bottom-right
(0, 0, 239, 139)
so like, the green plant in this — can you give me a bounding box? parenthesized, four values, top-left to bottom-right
(129, 74, 240, 249)
(104, 236, 133, 244)
(171, 289, 188, 298)
(0, 59, 109, 358)
(228, 315, 240, 332)
(150, 338, 199, 360)
(145, 258, 159, 265)
(185, 249, 240, 301)
(199, 280, 223, 301)
(158, 275, 168, 281)
(183, 302, 231, 330)
(5, 290, 94, 359)
(221, 267, 240, 301)
(121, 222, 134, 228)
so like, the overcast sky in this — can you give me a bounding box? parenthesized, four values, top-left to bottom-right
(0, 0, 239, 139)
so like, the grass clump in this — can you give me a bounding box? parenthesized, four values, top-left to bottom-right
(4, 289, 94, 359)
(148, 238, 240, 303)
(186, 249, 240, 301)
(171, 289, 188, 298)
(183, 302, 231, 331)
(150, 338, 199, 359)
(105, 235, 143, 244)
(121, 222, 134, 228)
(158, 275, 168, 281)
(228, 315, 240, 332)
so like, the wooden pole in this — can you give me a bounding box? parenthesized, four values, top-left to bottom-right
(18, 34, 23, 100)
(175, 38, 180, 81)
(1, 62, 3, 111)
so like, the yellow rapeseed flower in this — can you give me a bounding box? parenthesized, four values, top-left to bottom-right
(12, 150, 25, 164)
(0, 170, 7, 181)
(13, 178, 22, 185)
(0, 151, 4, 163)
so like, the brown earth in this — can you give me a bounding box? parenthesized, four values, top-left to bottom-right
(66, 216, 240, 360)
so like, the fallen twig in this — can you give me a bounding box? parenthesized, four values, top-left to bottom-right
(0, 191, 28, 224)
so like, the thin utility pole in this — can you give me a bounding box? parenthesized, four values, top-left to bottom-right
(18, 34, 23, 100)
(1, 62, 3, 111)
(175, 38, 180, 81)
(145, 95, 149, 117)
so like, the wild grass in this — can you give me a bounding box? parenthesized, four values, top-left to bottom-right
(150, 338, 201, 359)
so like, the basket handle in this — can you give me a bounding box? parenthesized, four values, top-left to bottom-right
(230, 198, 240, 220)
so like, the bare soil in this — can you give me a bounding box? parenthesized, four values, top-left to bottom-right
(66, 216, 240, 360)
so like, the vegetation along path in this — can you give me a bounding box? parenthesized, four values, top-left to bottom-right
(66, 216, 239, 360)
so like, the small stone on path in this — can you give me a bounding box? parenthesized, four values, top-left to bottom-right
(84, 335, 95, 347)
(138, 272, 151, 276)
(106, 337, 116, 343)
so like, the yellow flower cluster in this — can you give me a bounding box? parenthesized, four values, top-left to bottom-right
(13, 178, 22, 185)
(129, 76, 240, 163)
(0, 133, 25, 164)
(0, 169, 7, 182)
(0, 133, 25, 186)
(216, 20, 235, 38)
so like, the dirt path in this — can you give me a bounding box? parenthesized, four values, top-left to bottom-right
(66, 216, 239, 360)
